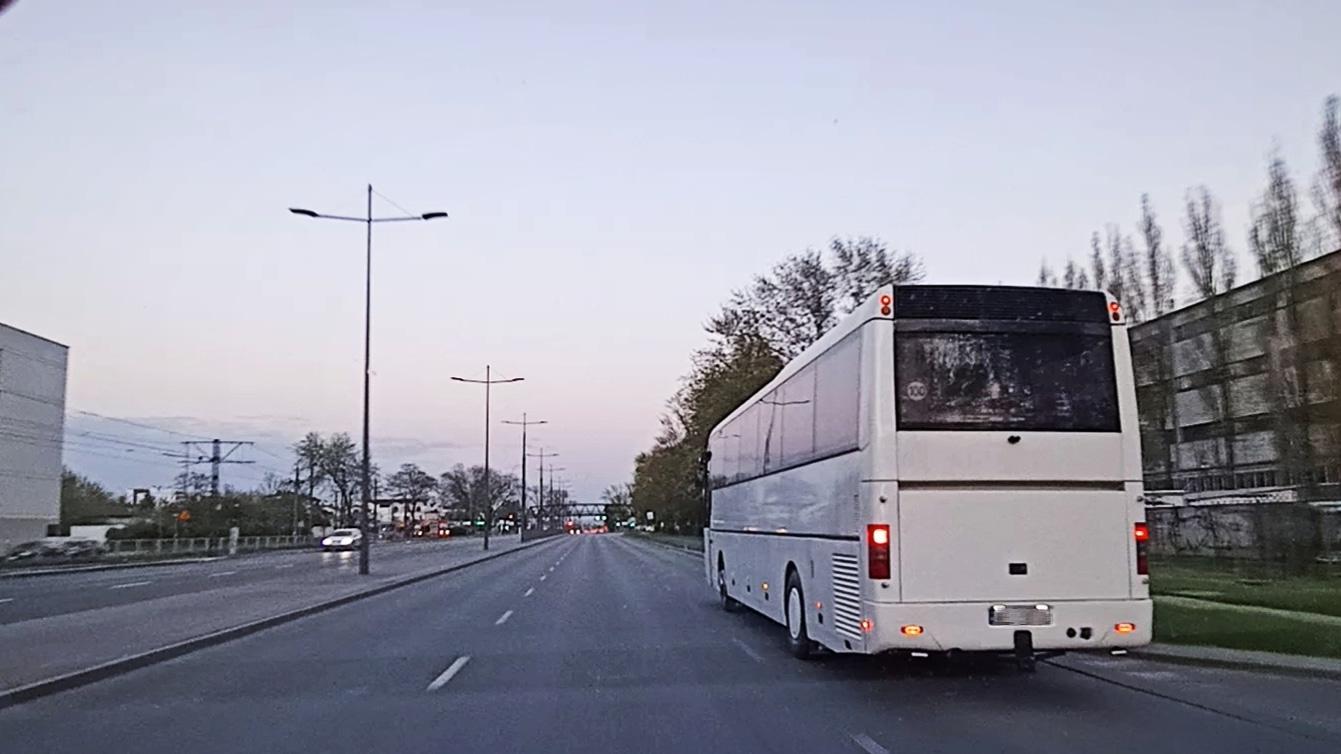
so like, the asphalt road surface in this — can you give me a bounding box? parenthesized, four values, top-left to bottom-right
(2, 534, 1339, 754)
(0, 538, 486, 625)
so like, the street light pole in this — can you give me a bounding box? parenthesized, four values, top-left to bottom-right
(451, 366, 523, 551)
(527, 448, 556, 531)
(502, 415, 547, 536)
(288, 186, 447, 575)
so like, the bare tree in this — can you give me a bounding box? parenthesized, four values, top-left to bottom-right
(1180, 186, 1239, 485)
(318, 433, 359, 526)
(1089, 232, 1107, 292)
(1037, 259, 1058, 286)
(386, 463, 436, 534)
(1314, 95, 1341, 250)
(1182, 187, 1237, 298)
(1250, 153, 1318, 504)
(1061, 258, 1088, 289)
(1140, 194, 1176, 317)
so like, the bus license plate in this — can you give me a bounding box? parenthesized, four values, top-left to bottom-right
(988, 604, 1053, 627)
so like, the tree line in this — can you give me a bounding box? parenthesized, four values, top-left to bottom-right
(630, 238, 925, 531)
(288, 431, 568, 531)
(1037, 95, 1341, 321)
(59, 430, 575, 539)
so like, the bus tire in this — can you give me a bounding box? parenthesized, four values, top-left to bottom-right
(718, 559, 739, 612)
(785, 572, 814, 659)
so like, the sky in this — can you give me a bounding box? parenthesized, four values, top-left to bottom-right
(2, 1, 1339, 500)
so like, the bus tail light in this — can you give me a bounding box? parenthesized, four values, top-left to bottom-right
(867, 524, 891, 580)
(1133, 522, 1149, 575)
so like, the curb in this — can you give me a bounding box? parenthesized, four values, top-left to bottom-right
(1131, 643, 1341, 681)
(0, 556, 229, 578)
(0, 536, 562, 709)
(627, 535, 702, 557)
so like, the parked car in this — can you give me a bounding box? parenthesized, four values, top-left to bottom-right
(4, 537, 104, 563)
(320, 528, 363, 551)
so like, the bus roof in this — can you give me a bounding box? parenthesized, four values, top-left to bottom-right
(707, 284, 1119, 440)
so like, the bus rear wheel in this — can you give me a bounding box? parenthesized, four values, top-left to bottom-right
(785, 573, 814, 659)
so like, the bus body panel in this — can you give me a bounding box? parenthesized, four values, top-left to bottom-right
(709, 452, 861, 537)
(894, 432, 1125, 482)
(862, 597, 1153, 653)
(894, 487, 1132, 603)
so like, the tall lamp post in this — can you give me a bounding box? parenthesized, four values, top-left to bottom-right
(451, 366, 523, 550)
(502, 414, 547, 535)
(288, 185, 447, 575)
(548, 465, 567, 524)
(527, 448, 557, 531)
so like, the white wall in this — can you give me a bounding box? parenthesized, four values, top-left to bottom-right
(0, 323, 69, 550)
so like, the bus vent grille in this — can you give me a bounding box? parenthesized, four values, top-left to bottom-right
(831, 554, 863, 639)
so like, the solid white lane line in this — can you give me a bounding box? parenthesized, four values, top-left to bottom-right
(109, 581, 152, 590)
(275, 563, 295, 569)
(731, 638, 764, 663)
(524, 587, 535, 597)
(495, 610, 514, 626)
(209, 571, 238, 578)
(0, 598, 13, 604)
(850, 733, 890, 754)
(425, 656, 471, 692)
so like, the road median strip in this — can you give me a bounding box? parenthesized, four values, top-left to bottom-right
(0, 537, 561, 709)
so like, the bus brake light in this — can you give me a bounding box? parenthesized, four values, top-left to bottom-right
(867, 524, 891, 580)
(1134, 522, 1149, 575)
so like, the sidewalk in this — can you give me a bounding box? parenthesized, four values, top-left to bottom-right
(1134, 641, 1341, 680)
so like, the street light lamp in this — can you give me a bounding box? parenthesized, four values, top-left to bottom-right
(502, 415, 547, 536)
(288, 185, 447, 575)
(451, 366, 524, 551)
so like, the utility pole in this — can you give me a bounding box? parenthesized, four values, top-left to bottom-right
(451, 366, 524, 551)
(502, 414, 547, 534)
(292, 461, 302, 537)
(179, 440, 254, 496)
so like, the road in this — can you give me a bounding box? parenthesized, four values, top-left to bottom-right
(0, 539, 483, 625)
(2, 534, 1339, 753)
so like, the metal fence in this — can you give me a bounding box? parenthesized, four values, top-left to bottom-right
(103, 534, 314, 558)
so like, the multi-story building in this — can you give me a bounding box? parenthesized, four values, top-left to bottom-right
(1130, 249, 1341, 501)
(0, 323, 69, 549)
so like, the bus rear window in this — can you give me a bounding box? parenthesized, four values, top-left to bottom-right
(895, 331, 1119, 432)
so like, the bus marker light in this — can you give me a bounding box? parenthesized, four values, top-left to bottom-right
(1114, 622, 1136, 634)
(860, 618, 875, 633)
(901, 624, 923, 637)
(761, 582, 768, 592)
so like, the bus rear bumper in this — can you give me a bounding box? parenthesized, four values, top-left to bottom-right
(860, 598, 1153, 654)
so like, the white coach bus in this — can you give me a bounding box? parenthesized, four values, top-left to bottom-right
(703, 285, 1152, 669)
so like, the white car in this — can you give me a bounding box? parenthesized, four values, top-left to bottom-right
(320, 528, 363, 551)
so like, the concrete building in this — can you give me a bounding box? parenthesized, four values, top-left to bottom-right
(1130, 249, 1341, 501)
(0, 323, 69, 550)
